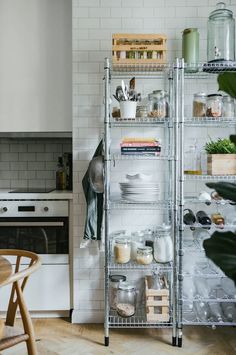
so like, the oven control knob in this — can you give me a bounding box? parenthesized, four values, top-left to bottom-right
(44, 207, 49, 212)
(2, 207, 8, 212)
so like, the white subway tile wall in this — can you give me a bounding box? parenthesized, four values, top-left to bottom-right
(0, 139, 72, 189)
(72, 0, 236, 322)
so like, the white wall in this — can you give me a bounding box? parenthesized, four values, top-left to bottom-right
(72, 0, 236, 322)
(0, 0, 72, 132)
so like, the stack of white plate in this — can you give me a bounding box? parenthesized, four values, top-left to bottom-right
(119, 181, 160, 202)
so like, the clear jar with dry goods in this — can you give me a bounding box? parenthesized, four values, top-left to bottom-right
(109, 275, 126, 310)
(148, 90, 166, 119)
(222, 95, 235, 118)
(116, 282, 137, 318)
(193, 92, 207, 117)
(206, 94, 223, 117)
(136, 246, 153, 265)
(114, 238, 131, 264)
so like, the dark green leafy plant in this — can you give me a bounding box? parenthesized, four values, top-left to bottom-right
(204, 178, 236, 285)
(205, 138, 236, 154)
(218, 72, 236, 99)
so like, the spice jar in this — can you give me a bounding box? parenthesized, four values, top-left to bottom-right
(206, 94, 223, 117)
(116, 282, 137, 318)
(154, 227, 173, 263)
(109, 275, 126, 310)
(136, 246, 153, 265)
(148, 90, 166, 119)
(114, 238, 131, 264)
(223, 95, 235, 118)
(193, 92, 207, 117)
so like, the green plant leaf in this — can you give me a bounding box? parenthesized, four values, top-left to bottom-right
(230, 135, 236, 146)
(203, 231, 236, 285)
(206, 182, 236, 202)
(218, 73, 236, 98)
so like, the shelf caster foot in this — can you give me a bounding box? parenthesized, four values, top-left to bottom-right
(105, 336, 109, 347)
(178, 337, 182, 348)
(172, 336, 176, 346)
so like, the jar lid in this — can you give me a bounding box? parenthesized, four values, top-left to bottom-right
(109, 275, 126, 283)
(115, 237, 130, 244)
(207, 94, 223, 97)
(183, 28, 198, 34)
(194, 92, 207, 97)
(209, 2, 233, 20)
(118, 281, 136, 291)
(137, 246, 153, 254)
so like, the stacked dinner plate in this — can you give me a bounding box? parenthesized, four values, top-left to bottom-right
(119, 181, 160, 203)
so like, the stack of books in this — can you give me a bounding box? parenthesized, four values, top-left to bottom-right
(120, 137, 161, 156)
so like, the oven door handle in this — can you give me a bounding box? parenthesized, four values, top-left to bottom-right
(0, 222, 64, 227)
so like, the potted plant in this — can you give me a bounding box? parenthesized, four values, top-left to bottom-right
(205, 137, 236, 175)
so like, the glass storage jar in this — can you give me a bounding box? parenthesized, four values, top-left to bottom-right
(207, 2, 235, 63)
(148, 90, 166, 119)
(182, 28, 199, 72)
(192, 92, 207, 117)
(136, 246, 153, 265)
(184, 143, 202, 175)
(114, 238, 131, 264)
(222, 95, 235, 118)
(116, 282, 137, 318)
(131, 231, 144, 261)
(206, 94, 223, 117)
(154, 228, 173, 263)
(109, 275, 126, 310)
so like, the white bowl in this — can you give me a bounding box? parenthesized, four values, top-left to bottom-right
(125, 173, 153, 182)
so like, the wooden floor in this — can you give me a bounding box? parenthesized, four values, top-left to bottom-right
(2, 319, 236, 355)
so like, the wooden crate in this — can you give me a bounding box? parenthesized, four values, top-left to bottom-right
(112, 33, 167, 65)
(207, 154, 236, 175)
(145, 275, 169, 322)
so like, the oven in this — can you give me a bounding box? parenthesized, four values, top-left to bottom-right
(0, 200, 69, 263)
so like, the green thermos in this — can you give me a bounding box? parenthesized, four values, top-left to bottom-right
(182, 28, 199, 73)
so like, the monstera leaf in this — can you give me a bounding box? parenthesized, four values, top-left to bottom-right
(218, 72, 236, 98)
(203, 231, 236, 285)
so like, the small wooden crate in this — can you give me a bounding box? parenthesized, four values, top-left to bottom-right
(112, 33, 167, 65)
(145, 276, 169, 322)
(207, 154, 236, 175)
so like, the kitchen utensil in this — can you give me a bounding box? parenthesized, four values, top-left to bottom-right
(121, 80, 128, 100)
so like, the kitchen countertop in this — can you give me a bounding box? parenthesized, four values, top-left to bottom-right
(0, 189, 73, 200)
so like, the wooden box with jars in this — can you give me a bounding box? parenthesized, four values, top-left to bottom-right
(112, 33, 167, 65)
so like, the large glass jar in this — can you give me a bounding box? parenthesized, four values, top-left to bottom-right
(207, 2, 235, 63)
(116, 282, 137, 318)
(222, 95, 235, 118)
(136, 246, 153, 265)
(154, 228, 173, 263)
(109, 275, 126, 310)
(192, 92, 207, 118)
(114, 238, 131, 264)
(148, 90, 166, 119)
(184, 143, 202, 175)
(131, 231, 144, 261)
(206, 94, 223, 117)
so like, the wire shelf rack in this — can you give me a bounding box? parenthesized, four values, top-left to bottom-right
(109, 260, 173, 271)
(112, 152, 173, 161)
(182, 297, 236, 303)
(183, 223, 236, 231)
(110, 199, 172, 210)
(184, 61, 236, 79)
(184, 174, 236, 181)
(184, 197, 234, 206)
(184, 117, 236, 126)
(111, 117, 168, 126)
(111, 63, 171, 79)
(109, 308, 172, 328)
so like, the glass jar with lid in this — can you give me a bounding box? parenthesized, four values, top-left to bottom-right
(114, 237, 131, 264)
(116, 282, 137, 318)
(222, 95, 235, 118)
(206, 94, 223, 117)
(147, 90, 166, 119)
(207, 2, 235, 63)
(184, 141, 202, 175)
(131, 231, 144, 261)
(154, 227, 173, 263)
(136, 246, 153, 265)
(109, 275, 126, 310)
(192, 92, 207, 118)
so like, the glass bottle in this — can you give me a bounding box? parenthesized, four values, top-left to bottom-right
(182, 28, 199, 73)
(184, 142, 202, 175)
(116, 282, 137, 318)
(109, 275, 126, 310)
(196, 211, 212, 229)
(207, 2, 235, 63)
(56, 156, 66, 190)
(183, 209, 196, 227)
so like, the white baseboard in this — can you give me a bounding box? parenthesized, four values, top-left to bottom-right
(0, 311, 70, 319)
(71, 309, 104, 323)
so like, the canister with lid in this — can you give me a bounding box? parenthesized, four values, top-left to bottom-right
(148, 90, 166, 119)
(182, 28, 199, 72)
(136, 246, 153, 265)
(193, 92, 207, 117)
(222, 95, 235, 118)
(206, 94, 223, 117)
(116, 282, 137, 318)
(109, 275, 126, 310)
(114, 237, 131, 264)
(154, 228, 173, 263)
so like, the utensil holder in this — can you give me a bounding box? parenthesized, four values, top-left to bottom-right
(120, 101, 137, 119)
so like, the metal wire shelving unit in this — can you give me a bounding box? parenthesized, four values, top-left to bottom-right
(176, 60, 236, 347)
(103, 58, 177, 347)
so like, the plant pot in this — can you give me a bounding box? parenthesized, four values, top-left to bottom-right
(207, 154, 236, 175)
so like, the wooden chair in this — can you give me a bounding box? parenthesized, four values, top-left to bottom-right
(0, 249, 41, 355)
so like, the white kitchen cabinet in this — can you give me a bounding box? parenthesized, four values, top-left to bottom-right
(0, 265, 70, 311)
(0, 0, 72, 132)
